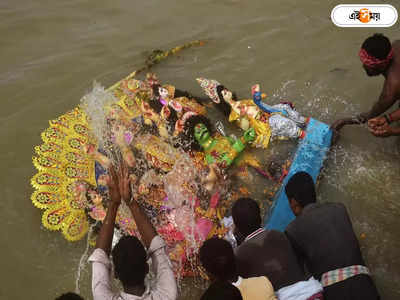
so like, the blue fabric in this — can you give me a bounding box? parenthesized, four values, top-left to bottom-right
(253, 92, 288, 116)
(264, 118, 332, 231)
(94, 148, 108, 193)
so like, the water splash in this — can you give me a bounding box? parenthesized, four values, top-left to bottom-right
(80, 81, 117, 149)
(270, 80, 360, 122)
(75, 225, 95, 294)
(163, 154, 200, 208)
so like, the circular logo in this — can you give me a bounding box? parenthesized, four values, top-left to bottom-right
(359, 8, 370, 23)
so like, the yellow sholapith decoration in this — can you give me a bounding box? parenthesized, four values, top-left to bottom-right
(228, 99, 272, 149)
(31, 107, 96, 241)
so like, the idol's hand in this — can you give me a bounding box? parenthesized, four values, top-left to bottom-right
(244, 127, 256, 143)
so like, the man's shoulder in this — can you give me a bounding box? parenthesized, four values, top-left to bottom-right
(238, 229, 285, 246)
(392, 40, 400, 48)
(286, 202, 347, 231)
(304, 202, 346, 213)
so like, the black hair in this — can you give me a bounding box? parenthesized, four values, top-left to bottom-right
(285, 171, 316, 208)
(152, 83, 161, 98)
(199, 237, 237, 281)
(361, 33, 392, 59)
(147, 84, 163, 114)
(201, 281, 243, 300)
(55, 293, 84, 300)
(164, 106, 179, 135)
(112, 236, 149, 287)
(176, 114, 213, 152)
(174, 88, 191, 98)
(215, 85, 237, 117)
(148, 99, 163, 114)
(175, 88, 208, 106)
(232, 198, 261, 237)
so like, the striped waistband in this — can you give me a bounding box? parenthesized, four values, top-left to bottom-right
(321, 265, 370, 287)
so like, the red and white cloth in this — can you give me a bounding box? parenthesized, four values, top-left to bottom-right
(244, 228, 265, 242)
(359, 48, 394, 69)
(321, 265, 370, 287)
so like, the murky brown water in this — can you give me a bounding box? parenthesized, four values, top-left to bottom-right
(1, 0, 399, 299)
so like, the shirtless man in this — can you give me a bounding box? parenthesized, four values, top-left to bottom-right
(331, 34, 400, 136)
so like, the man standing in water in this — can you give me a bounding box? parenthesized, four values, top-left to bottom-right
(88, 163, 177, 300)
(332, 34, 400, 135)
(284, 172, 380, 300)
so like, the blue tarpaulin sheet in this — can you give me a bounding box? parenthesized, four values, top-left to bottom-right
(264, 118, 333, 231)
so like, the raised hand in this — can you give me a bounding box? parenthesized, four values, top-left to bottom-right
(244, 127, 256, 143)
(106, 164, 121, 205)
(119, 162, 132, 205)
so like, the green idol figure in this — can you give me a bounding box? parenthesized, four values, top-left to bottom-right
(194, 122, 255, 168)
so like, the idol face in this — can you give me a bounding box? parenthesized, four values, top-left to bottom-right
(221, 89, 233, 102)
(159, 87, 169, 99)
(194, 123, 210, 144)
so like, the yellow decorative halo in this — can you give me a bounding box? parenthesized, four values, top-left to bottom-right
(31, 106, 96, 241)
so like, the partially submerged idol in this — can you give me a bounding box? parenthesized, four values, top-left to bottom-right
(197, 77, 309, 149)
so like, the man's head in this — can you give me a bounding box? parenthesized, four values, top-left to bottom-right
(232, 198, 261, 238)
(285, 172, 316, 216)
(201, 280, 243, 300)
(55, 293, 84, 300)
(112, 236, 149, 288)
(360, 33, 393, 76)
(199, 237, 237, 281)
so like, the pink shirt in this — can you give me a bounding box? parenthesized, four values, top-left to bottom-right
(89, 236, 177, 300)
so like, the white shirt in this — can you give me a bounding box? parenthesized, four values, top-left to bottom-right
(276, 276, 323, 300)
(89, 235, 177, 300)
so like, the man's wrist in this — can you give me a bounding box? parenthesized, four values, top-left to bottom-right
(392, 127, 400, 135)
(128, 198, 140, 209)
(384, 114, 392, 124)
(109, 201, 120, 210)
(387, 113, 395, 123)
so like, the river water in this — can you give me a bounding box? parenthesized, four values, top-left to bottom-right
(1, 0, 399, 299)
